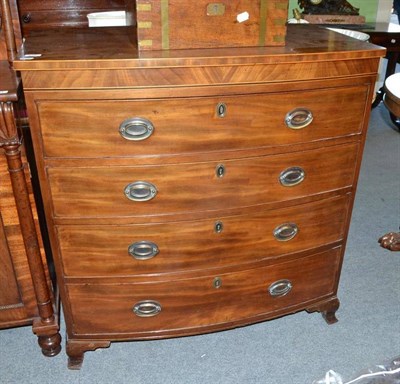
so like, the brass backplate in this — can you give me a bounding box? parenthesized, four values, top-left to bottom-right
(207, 3, 226, 16)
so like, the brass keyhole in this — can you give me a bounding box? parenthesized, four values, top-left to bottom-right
(216, 102, 227, 118)
(216, 164, 225, 178)
(213, 277, 222, 289)
(214, 221, 224, 233)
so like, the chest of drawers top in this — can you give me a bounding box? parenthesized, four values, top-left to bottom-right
(14, 25, 384, 87)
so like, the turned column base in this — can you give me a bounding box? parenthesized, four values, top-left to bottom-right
(33, 316, 62, 357)
(38, 333, 62, 357)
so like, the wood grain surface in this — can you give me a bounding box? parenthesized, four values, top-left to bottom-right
(0, 151, 37, 326)
(36, 85, 368, 158)
(67, 247, 341, 338)
(46, 143, 359, 220)
(58, 194, 349, 277)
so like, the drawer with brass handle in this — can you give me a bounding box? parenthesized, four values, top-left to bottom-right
(47, 142, 358, 220)
(36, 85, 368, 158)
(119, 117, 155, 141)
(67, 247, 341, 337)
(58, 195, 349, 277)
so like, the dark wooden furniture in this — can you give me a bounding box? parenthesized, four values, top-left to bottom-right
(0, 0, 22, 62)
(0, 64, 61, 356)
(357, 23, 400, 107)
(0, 1, 61, 356)
(16, 0, 133, 34)
(12, 20, 384, 369)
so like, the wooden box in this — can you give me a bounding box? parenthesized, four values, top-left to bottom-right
(135, 0, 289, 50)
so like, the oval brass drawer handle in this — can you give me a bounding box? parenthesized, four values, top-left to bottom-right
(279, 166, 305, 187)
(273, 223, 298, 241)
(132, 300, 162, 317)
(128, 241, 159, 260)
(268, 279, 293, 297)
(124, 181, 157, 202)
(285, 108, 313, 129)
(119, 117, 154, 141)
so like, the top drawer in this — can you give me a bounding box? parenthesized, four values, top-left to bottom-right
(17, 0, 130, 32)
(37, 86, 368, 159)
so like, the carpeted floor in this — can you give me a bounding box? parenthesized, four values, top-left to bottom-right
(1, 101, 399, 384)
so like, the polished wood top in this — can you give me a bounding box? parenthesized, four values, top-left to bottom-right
(0, 61, 18, 101)
(13, 24, 385, 71)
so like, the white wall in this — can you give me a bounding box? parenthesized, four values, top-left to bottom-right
(376, 0, 393, 23)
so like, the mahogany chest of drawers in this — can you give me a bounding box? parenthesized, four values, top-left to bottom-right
(14, 25, 385, 368)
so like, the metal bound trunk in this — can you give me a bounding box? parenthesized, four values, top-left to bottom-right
(135, 0, 289, 50)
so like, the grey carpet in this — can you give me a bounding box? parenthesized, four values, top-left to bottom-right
(1, 102, 399, 384)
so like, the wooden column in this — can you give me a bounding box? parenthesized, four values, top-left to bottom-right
(0, 100, 61, 356)
(0, 0, 17, 63)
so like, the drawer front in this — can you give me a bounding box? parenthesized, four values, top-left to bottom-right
(48, 143, 358, 219)
(67, 248, 341, 336)
(38, 86, 368, 158)
(18, 0, 128, 11)
(18, 0, 129, 32)
(59, 195, 349, 277)
(20, 10, 98, 30)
